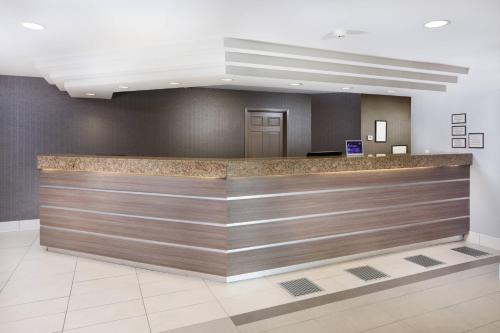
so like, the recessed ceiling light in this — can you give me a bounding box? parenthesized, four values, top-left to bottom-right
(85, 93, 95, 96)
(342, 87, 353, 90)
(221, 78, 234, 82)
(21, 22, 45, 30)
(424, 20, 450, 28)
(118, 85, 129, 89)
(387, 90, 397, 93)
(289, 82, 303, 86)
(169, 82, 181, 85)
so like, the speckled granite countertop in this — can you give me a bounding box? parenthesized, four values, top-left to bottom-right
(37, 154, 472, 178)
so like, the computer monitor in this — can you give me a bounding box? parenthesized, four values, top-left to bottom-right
(345, 140, 363, 157)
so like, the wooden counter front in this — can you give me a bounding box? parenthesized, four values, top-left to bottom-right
(38, 155, 471, 281)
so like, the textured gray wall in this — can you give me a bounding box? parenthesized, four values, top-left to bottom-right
(0, 76, 311, 222)
(311, 93, 362, 153)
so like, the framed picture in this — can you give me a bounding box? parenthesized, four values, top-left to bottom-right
(452, 125, 467, 136)
(451, 113, 466, 124)
(391, 145, 408, 154)
(451, 138, 466, 148)
(468, 133, 484, 148)
(375, 120, 387, 143)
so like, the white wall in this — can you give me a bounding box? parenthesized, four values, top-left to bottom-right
(411, 51, 500, 237)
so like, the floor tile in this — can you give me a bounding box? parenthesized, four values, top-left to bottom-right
(364, 321, 419, 333)
(63, 315, 150, 333)
(316, 304, 396, 333)
(0, 312, 65, 333)
(468, 321, 500, 333)
(139, 273, 206, 298)
(148, 301, 227, 332)
(0, 297, 68, 323)
(161, 318, 238, 333)
(264, 319, 328, 333)
(64, 299, 145, 330)
(217, 287, 291, 316)
(71, 274, 138, 295)
(73, 258, 135, 282)
(206, 277, 274, 300)
(403, 307, 476, 333)
(448, 294, 500, 328)
(238, 309, 313, 333)
(0, 272, 74, 307)
(68, 272, 141, 310)
(10, 254, 76, 280)
(144, 287, 215, 314)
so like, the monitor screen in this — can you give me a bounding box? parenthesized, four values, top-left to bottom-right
(346, 140, 363, 157)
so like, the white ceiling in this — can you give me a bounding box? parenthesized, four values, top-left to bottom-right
(1, 0, 499, 97)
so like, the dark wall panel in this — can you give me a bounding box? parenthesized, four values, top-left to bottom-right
(311, 93, 361, 153)
(0, 76, 311, 222)
(361, 94, 411, 155)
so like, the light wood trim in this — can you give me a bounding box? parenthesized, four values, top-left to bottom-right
(227, 199, 469, 248)
(227, 166, 469, 196)
(227, 218, 469, 275)
(40, 227, 227, 276)
(40, 187, 227, 224)
(40, 207, 227, 249)
(41, 171, 227, 197)
(229, 180, 469, 222)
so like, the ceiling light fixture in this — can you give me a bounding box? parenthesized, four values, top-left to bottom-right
(221, 78, 234, 82)
(424, 20, 450, 28)
(289, 82, 303, 86)
(342, 87, 353, 90)
(85, 93, 95, 96)
(387, 90, 397, 93)
(21, 22, 45, 30)
(169, 82, 181, 85)
(118, 85, 129, 89)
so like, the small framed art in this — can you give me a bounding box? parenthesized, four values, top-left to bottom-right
(375, 120, 387, 143)
(451, 138, 466, 148)
(451, 113, 466, 124)
(452, 125, 467, 136)
(391, 145, 408, 154)
(468, 133, 484, 148)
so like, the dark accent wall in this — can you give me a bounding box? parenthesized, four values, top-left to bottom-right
(0, 76, 311, 222)
(311, 93, 361, 153)
(361, 94, 411, 155)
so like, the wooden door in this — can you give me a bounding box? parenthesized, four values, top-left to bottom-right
(246, 112, 284, 157)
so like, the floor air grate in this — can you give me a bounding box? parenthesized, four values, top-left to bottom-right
(346, 266, 389, 281)
(405, 255, 444, 267)
(451, 246, 489, 257)
(279, 278, 323, 297)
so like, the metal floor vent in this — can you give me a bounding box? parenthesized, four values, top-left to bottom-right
(279, 278, 323, 297)
(452, 246, 490, 257)
(405, 255, 444, 267)
(346, 266, 389, 281)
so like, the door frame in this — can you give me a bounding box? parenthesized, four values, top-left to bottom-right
(244, 108, 289, 157)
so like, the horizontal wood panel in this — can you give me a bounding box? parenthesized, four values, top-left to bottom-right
(229, 180, 469, 222)
(227, 199, 469, 248)
(40, 187, 227, 224)
(227, 218, 469, 275)
(40, 227, 227, 276)
(227, 166, 469, 196)
(40, 207, 227, 250)
(41, 171, 227, 197)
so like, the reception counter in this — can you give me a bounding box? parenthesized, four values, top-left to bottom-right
(38, 154, 472, 281)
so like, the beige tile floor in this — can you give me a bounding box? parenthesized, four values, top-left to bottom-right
(0, 229, 498, 333)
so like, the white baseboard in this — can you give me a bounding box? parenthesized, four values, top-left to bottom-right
(0, 221, 20, 232)
(466, 231, 500, 251)
(0, 219, 40, 232)
(20, 219, 40, 230)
